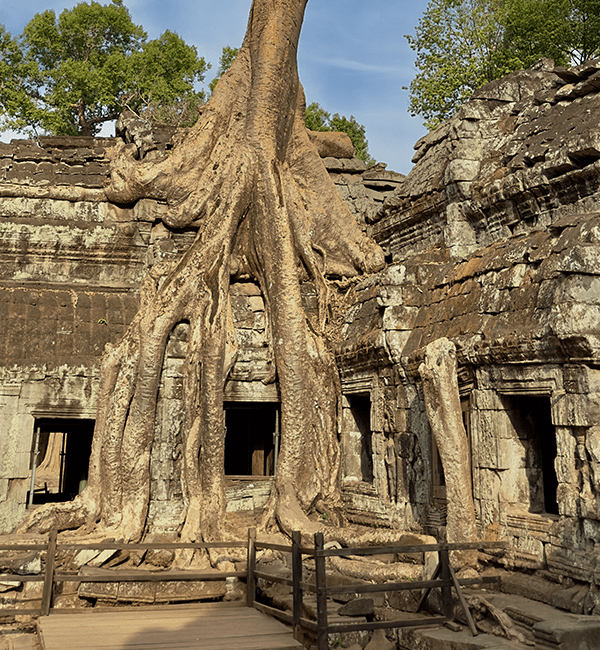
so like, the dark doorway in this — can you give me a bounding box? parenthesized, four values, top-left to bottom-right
(224, 403, 278, 477)
(347, 394, 373, 483)
(28, 418, 94, 504)
(503, 395, 559, 515)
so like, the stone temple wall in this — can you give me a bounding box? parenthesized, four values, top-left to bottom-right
(0, 128, 393, 533)
(2, 58, 600, 598)
(336, 58, 600, 593)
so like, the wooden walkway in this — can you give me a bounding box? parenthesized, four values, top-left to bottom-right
(37, 603, 303, 650)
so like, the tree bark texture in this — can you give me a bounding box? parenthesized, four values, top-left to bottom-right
(418, 338, 479, 567)
(20, 0, 385, 544)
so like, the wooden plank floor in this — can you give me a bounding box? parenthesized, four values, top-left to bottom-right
(37, 603, 304, 650)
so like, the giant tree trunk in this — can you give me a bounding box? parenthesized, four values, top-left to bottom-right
(20, 0, 384, 544)
(418, 338, 479, 568)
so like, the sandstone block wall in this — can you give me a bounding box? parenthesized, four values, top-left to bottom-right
(335, 59, 600, 590)
(371, 59, 600, 262)
(337, 226, 600, 585)
(3, 58, 600, 596)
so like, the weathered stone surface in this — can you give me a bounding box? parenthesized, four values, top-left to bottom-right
(307, 130, 354, 159)
(0, 116, 391, 534)
(4, 55, 600, 617)
(335, 58, 600, 592)
(0, 552, 41, 575)
(338, 597, 375, 617)
(533, 615, 600, 647)
(365, 628, 396, 650)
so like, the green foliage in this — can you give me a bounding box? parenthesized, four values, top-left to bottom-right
(406, 0, 600, 129)
(0, 0, 209, 136)
(570, 0, 600, 62)
(405, 0, 508, 130)
(209, 46, 239, 94)
(329, 114, 374, 166)
(0, 26, 30, 134)
(305, 102, 375, 166)
(305, 101, 331, 132)
(500, 0, 600, 67)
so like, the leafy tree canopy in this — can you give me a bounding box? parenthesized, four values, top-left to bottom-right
(0, 0, 209, 136)
(500, 0, 600, 68)
(305, 102, 375, 166)
(406, 0, 600, 130)
(405, 0, 508, 130)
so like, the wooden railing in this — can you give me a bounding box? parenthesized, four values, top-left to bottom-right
(0, 530, 246, 618)
(1, 529, 506, 650)
(247, 530, 507, 650)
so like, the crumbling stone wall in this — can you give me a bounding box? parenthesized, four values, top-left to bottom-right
(371, 59, 600, 261)
(0, 136, 141, 532)
(4, 56, 600, 597)
(336, 58, 600, 590)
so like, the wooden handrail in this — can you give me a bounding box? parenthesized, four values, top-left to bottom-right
(41, 529, 57, 616)
(314, 533, 329, 650)
(58, 541, 246, 551)
(56, 570, 247, 582)
(314, 540, 508, 557)
(0, 531, 251, 619)
(252, 532, 506, 650)
(291, 530, 302, 628)
(1, 525, 506, 646)
(246, 527, 256, 608)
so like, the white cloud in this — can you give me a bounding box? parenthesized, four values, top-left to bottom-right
(306, 55, 407, 77)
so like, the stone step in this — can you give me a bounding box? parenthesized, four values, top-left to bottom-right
(478, 590, 600, 649)
(496, 571, 595, 615)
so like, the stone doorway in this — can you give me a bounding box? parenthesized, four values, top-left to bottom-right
(501, 395, 559, 515)
(27, 418, 94, 505)
(342, 393, 373, 485)
(224, 403, 279, 477)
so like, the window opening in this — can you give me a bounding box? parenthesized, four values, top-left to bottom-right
(28, 418, 94, 505)
(503, 395, 559, 515)
(224, 403, 279, 477)
(346, 394, 373, 483)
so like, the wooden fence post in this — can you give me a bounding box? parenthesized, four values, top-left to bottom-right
(439, 548, 453, 622)
(448, 561, 478, 636)
(292, 531, 302, 627)
(41, 529, 57, 616)
(247, 527, 256, 608)
(314, 532, 328, 650)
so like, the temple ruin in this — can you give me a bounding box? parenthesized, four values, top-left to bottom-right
(2, 54, 600, 628)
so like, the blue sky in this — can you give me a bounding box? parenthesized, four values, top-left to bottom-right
(1, 1, 428, 174)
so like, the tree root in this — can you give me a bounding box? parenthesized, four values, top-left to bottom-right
(327, 556, 424, 583)
(16, 497, 92, 535)
(16, 0, 386, 556)
(466, 595, 535, 645)
(419, 338, 479, 569)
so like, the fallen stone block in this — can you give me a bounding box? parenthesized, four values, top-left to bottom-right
(338, 597, 375, 617)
